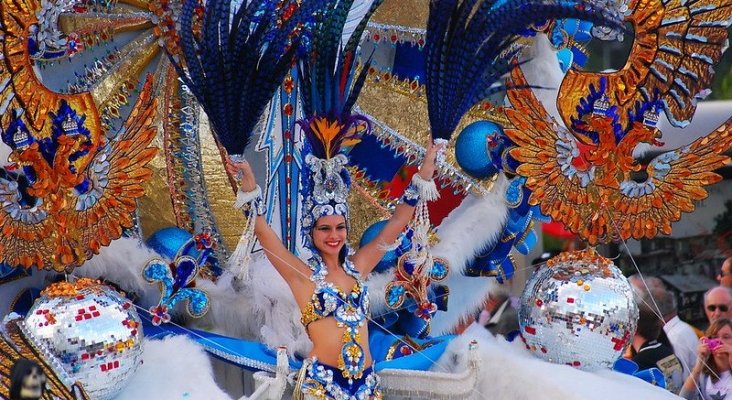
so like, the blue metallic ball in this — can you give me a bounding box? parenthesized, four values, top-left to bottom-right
(359, 220, 410, 273)
(455, 121, 505, 179)
(145, 227, 193, 260)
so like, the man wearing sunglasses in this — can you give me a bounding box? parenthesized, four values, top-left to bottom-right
(704, 286, 732, 323)
(718, 256, 732, 288)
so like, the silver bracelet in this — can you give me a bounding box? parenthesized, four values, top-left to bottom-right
(235, 185, 266, 217)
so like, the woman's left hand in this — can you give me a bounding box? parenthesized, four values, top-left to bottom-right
(716, 343, 732, 367)
(418, 140, 446, 180)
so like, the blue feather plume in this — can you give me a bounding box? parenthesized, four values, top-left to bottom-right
(296, 0, 385, 159)
(297, 0, 384, 119)
(169, 0, 322, 156)
(425, 0, 623, 140)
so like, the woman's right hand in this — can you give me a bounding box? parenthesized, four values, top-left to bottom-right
(690, 338, 711, 375)
(225, 156, 257, 192)
(698, 338, 711, 359)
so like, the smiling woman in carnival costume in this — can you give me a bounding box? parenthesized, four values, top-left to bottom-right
(227, 130, 441, 399)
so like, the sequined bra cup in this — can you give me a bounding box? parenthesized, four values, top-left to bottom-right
(300, 253, 370, 382)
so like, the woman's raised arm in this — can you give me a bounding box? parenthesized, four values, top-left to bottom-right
(225, 157, 311, 286)
(352, 141, 443, 275)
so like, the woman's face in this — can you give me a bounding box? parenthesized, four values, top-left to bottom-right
(711, 325, 732, 362)
(312, 214, 347, 258)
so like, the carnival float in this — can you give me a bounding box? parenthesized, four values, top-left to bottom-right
(0, 0, 730, 398)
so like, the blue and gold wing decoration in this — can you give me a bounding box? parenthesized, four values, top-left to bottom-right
(0, 0, 158, 271)
(506, 66, 732, 244)
(504, 0, 732, 245)
(558, 0, 732, 130)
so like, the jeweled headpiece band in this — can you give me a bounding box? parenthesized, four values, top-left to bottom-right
(296, 112, 372, 248)
(300, 149, 352, 248)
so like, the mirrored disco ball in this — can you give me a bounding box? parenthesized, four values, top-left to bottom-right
(22, 278, 143, 399)
(519, 249, 638, 371)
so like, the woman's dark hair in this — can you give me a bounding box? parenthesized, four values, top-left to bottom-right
(9, 358, 42, 400)
(703, 318, 732, 383)
(338, 244, 348, 265)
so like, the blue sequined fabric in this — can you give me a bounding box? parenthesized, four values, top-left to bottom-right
(301, 358, 382, 400)
(301, 250, 371, 382)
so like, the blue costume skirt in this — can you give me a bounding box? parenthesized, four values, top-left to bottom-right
(298, 358, 382, 400)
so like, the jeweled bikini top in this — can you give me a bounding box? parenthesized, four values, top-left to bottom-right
(300, 251, 370, 382)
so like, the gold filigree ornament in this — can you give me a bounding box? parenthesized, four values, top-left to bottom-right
(503, 0, 732, 245)
(557, 0, 732, 130)
(505, 66, 732, 245)
(0, 0, 158, 271)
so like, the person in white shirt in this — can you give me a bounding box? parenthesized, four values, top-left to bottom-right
(628, 274, 700, 380)
(652, 286, 701, 381)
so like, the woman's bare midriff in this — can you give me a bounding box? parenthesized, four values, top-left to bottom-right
(306, 317, 372, 368)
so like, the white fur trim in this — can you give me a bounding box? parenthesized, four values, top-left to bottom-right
(115, 336, 231, 400)
(428, 175, 509, 335)
(432, 324, 678, 400)
(518, 33, 565, 124)
(234, 186, 262, 209)
(74, 237, 162, 309)
(192, 253, 313, 358)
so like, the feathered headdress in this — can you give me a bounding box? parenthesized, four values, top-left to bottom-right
(169, 0, 318, 158)
(297, 0, 384, 244)
(425, 0, 623, 141)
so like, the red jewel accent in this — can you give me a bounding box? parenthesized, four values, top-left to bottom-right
(390, 34, 398, 43)
(400, 346, 413, 355)
(285, 155, 292, 163)
(283, 76, 295, 94)
(373, 34, 380, 41)
(284, 130, 292, 140)
(283, 103, 293, 116)
(524, 326, 536, 335)
(535, 299, 543, 307)
(566, 297, 575, 303)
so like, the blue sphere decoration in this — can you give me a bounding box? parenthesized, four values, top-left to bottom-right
(145, 227, 193, 260)
(455, 121, 505, 179)
(359, 221, 410, 273)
